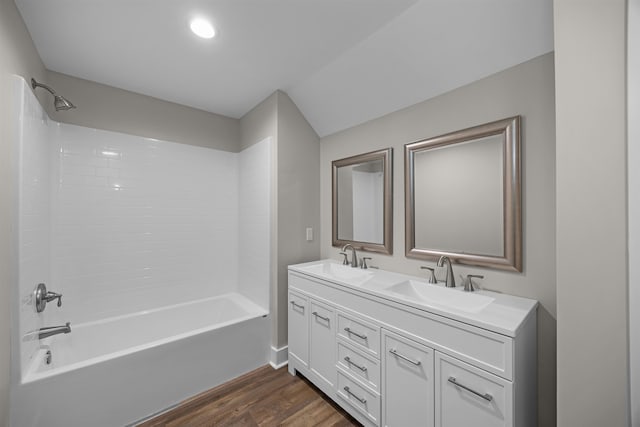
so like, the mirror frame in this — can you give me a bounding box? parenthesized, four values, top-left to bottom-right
(404, 116, 522, 271)
(332, 148, 393, 254)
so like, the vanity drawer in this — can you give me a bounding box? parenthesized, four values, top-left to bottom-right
(435, 352, 512, 427)
(337, 371, 381, 426)
(337, 340, 381, 393)
(337, 311, 380, 358)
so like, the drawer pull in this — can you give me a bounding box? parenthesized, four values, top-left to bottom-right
(343, 386, 367, 404)
(448, 376, 493, 402)
(344, 356, 368, 372)
(290, 301, 304, 310)
(389, 348, 422, 366)
(312, 311, 330, 322)
(344, 327, 367, 340)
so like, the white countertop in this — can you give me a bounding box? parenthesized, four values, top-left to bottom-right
(288, 259, 538, 337)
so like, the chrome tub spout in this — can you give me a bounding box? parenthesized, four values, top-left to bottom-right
(38, 322, 71, 339)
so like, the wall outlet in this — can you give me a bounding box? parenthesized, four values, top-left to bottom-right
(306, 227, 313, 241)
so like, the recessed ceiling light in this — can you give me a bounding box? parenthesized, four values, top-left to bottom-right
(190, 18, 216, 39)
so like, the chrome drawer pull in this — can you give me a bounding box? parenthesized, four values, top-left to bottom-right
(312, 311, 330, 322)
(344, 356, 367, 372)
(290, 301, 304, 310)
(389, 348, 421, 366)
(343, 386, 367, 404)
(344, 327, 367, 340)
(448, 377, 493, 402)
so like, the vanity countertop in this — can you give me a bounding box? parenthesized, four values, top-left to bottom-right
(288, 259, 538, 337)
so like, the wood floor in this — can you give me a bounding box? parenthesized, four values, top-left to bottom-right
(139, 365, 361, 427)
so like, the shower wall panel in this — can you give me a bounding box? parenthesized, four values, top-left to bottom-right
(13, 78, 53, 375)
(51, 124, 240, 323)
(238, 137, 271, 310)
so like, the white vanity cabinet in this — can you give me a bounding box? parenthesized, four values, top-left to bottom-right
(287, 263, 537, 427)
(383, 329, 434, 427)
(287, 290, 309, 369)
(309, 299, 336, 393)
(435, 352, 512, 427)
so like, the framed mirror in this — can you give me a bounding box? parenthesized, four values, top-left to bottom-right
(333, 148, 393, 254)
(405, 116, 522, 271)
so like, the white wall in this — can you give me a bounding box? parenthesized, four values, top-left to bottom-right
(628, 0, 639, 424)
(554, 1, 629, 426)
(321, 53, 557, 425)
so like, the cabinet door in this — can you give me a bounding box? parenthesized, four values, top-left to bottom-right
(310, 300, 336, 391)
(383, 330, 434, 427)
(288, 291, 309, 368)
(435, 352, 512, 427)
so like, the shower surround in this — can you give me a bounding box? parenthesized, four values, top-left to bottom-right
(10, 76, 271, 426)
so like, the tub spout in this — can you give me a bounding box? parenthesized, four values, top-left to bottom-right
(38, 322, 71, 339)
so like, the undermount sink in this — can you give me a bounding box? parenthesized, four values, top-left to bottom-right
(299, 262, 374, 286)
(385, 280, 495, 313)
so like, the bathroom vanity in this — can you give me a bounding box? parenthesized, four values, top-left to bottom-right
(287, 260, 537, 427)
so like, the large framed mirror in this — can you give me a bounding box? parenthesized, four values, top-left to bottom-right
(333, 148, 393, 254)
(405, 116, 522, 271)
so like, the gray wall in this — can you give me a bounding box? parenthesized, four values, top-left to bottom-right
(554, 1, 629, 426)
(240, 91, 321, 350)
(320, 53, 557, 426)
(47, 71, 240, 152)
(276, 92, 321, 348)
(630, 1, 640, 424)
(0, 0, 48, 424)
(240, 92, 278, 151)
(239, 93, 280, 349)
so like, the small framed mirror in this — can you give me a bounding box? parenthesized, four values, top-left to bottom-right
(405, 116, 522, 271)
(333, 148, 393, 254)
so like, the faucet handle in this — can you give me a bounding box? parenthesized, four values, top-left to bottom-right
(339, 252, 349, 265)
(361, 257, 372, 269)
(462, 274, 484, 292)
(46, 291, 63, 307)
(420, 266, 437, 284)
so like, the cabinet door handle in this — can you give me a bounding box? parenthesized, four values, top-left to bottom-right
(290, 301, 304, 310)
(448, 377, 493, 402)
(343, 386, 367, 404)
(344, 327, 367, 340)
(388, 348, 421, 366)
(344, 356, 367, 372)
(312, 311, 330, 322)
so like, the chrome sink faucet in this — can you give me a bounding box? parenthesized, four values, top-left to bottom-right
(437, 256, 456, 287)
(38, 322, 71, 339)
(341, 244, 359, 268)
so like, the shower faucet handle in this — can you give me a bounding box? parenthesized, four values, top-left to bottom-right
(34, 283, 63, 313)
(48, 292, 63, 307)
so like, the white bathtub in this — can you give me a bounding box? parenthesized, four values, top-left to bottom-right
(11, 293, 270, 427)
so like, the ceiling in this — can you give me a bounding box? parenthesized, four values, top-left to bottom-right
(15, 0, 553, 137)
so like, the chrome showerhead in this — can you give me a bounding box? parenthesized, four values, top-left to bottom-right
(31, 78, 76, 111)
(53, 94, 75, 111)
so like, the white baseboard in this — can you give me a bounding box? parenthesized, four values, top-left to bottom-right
(269, 345, 288, 369)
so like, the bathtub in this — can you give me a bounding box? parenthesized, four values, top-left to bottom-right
(11, 293, 270, 427)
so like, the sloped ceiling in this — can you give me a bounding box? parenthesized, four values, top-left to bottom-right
(16, 0, 553, 137)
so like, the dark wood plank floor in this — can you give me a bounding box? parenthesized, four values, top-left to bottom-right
(139, 365, 361, 427)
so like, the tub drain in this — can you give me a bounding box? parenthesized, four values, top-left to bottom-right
(45, 349, 52, 365)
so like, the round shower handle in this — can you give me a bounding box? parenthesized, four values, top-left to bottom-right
(34, 283, 63, 313)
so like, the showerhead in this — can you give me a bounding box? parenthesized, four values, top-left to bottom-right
(53, 95, 75, 111)
(31, 78, 76, 111)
